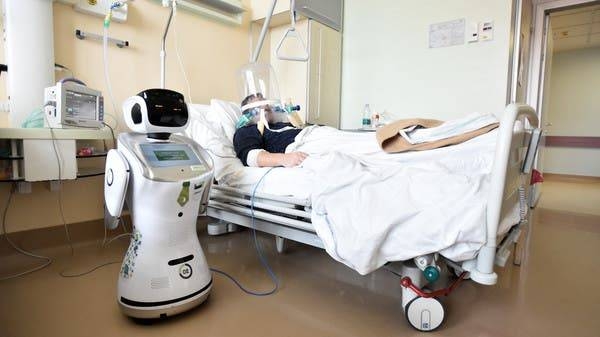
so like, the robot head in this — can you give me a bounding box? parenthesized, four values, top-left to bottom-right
(123, 89, 189, 140)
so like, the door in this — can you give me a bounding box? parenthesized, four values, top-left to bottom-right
(531, 15, 554, 205)
(307, 20, 342, 127)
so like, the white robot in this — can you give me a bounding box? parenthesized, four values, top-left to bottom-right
(104, 88, 213, 319)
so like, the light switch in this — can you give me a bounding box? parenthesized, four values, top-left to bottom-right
(479, 21, 494, 41)
(467, 22, 479, 43)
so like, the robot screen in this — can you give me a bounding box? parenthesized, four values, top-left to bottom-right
(154, 150, 189, 161)
(140, 143, 202, 168)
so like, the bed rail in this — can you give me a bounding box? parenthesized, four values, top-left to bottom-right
(470, 103, 539, 285)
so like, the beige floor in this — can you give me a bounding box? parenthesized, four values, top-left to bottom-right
(537, 174, 600, 216)
(1, 176, 599, 337)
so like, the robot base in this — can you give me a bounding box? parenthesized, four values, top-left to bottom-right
(119, 281, 212, 319)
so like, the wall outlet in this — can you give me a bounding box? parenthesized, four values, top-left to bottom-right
(74, 0, 129, 23)
(478, 21, 494, 42)
(467, 22, 479, 43)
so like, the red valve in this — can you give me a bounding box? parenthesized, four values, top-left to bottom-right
(530, 169, 544, 185)
(400, 272, 468, 298)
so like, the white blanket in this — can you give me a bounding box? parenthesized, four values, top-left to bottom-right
(285, 127, 508, 275)
(187, 108, 518, 275)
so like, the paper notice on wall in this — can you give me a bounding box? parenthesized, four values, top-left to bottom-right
(429, 19, 465, 48)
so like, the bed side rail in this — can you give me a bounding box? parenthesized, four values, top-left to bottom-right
(469, 103, 539, 285)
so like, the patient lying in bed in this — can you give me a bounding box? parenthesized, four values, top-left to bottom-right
(233, 94, 499, 169)
(233, 94, 308, 168)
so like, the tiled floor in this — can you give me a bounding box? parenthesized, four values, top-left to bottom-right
(0, 176, 599, 337)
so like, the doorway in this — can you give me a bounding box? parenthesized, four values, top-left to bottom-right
(527, 0, 600, 205)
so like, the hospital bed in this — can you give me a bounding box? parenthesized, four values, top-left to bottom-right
(190, 103, 540, 331)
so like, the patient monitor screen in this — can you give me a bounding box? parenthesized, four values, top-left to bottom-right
(140, 144, 202, 168)
(65, 90, 97, 120)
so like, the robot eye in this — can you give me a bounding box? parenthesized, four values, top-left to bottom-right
(132, 103, 142, 124)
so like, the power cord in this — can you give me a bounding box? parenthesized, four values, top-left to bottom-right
(210, 167, 279, 296)
(0, 184, 53, 281)
(45, 116, 75, 256)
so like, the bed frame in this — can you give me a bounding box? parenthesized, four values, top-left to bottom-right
(201, 103, 540, 331)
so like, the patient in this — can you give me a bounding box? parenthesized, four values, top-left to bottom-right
(233, 94, 308, 167)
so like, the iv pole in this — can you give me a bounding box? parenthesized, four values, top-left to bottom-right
(160, 0, 176, 88)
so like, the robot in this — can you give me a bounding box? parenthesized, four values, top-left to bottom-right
(104, 88, 213, 319)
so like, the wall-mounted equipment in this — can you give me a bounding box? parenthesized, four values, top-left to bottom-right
(75, 29, 130, 48)
(156, 0, 245, 25)
(72, 0, 130, 22)
(44, 80, 105, 129)
(294, 0, 343, 32)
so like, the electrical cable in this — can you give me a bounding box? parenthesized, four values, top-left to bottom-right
(47, 111, 130, 277)
(44, 113, 75, 256)
(102, 121, 116, 146)
(210, 167, 279, 296)
(0, 184, 53, 281)
(59, 261, 121, 278)
(172, 1, 194, 105)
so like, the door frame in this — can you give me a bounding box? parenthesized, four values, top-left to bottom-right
(527, 0, 599, 117)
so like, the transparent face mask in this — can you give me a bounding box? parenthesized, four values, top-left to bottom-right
(237, 63, 289, 132)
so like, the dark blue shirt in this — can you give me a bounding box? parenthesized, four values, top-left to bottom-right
(233, 122, 301, 166)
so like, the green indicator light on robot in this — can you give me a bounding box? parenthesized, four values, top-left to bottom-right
(423, 266, 440, 283)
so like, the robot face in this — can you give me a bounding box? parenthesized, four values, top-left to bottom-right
(123, 89, 189, 137)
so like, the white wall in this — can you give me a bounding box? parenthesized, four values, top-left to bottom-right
(341, 0, 514, 129)
(543, 47, 600, 177)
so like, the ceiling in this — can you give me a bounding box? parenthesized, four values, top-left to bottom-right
(550, 4, 600, 53)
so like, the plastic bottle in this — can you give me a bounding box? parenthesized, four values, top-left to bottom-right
(361, 104, 372, 129)
(284, 98, 304, 128)
(372, 110, 380, 128)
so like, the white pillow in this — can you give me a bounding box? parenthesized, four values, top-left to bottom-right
(186, 104, 245, 184)
(186, 104, 235, 157)
(208, 99, 242, 144)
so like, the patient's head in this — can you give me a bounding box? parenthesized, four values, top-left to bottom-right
(241, 93, 274, 121)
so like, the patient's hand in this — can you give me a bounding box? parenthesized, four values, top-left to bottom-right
(256, 151, 308, 167)
(281, 152, 308, 167)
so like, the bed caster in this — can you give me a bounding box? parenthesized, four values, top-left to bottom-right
(404, 296, 445, 332)
(275, 236, 287, 254)
(207, 221, 239, 236)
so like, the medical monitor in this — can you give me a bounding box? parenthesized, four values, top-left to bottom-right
(45, 81, 104, 128)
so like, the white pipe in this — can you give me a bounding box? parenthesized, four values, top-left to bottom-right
(3, 0, 54, 127)
(160, 1, 175, 88)
(251, 0, 279, 63)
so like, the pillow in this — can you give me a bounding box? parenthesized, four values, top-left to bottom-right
(186, 104, 235, 157)
(186, 104, 245, 184)
(208, 99, 242, 144)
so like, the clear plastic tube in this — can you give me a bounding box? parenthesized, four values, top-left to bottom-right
(103, 24, 119, 129)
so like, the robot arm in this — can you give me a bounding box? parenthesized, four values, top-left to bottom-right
(104, 149, 130, 229)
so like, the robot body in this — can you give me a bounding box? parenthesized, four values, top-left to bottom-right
(105, 89, 213, 318)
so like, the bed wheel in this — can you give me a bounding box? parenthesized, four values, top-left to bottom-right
(451, 266, 470, 280)
(404, 296, 445, 332)
(275, 236, 287, 254)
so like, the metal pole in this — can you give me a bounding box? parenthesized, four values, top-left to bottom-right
(161, 2, 175, 88)
(251, 0, 279, 63)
